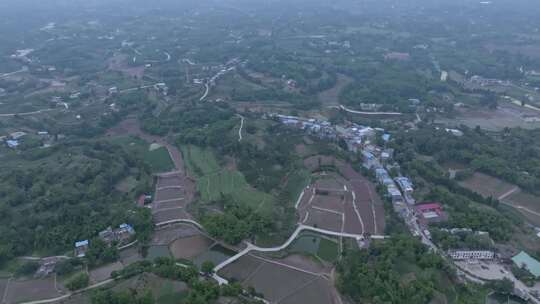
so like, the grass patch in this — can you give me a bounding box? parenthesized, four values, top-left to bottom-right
(283, 169, 311, 203)
(143, 146, 175, 172)
(317, 238, 339, 262)
(288, 232, 339, 263)
(108, 136, 174, 173)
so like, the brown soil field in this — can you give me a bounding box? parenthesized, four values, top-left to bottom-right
(305, 209, 343, 232)
(111, 273, 187, 296)
(295, 144, 309, 157)
(5, 278, 63, 304)
(89, 262, 123, 283)
(155, 188, 184, 202)
(304, 155, 336, 171)
(157, 176, 184, 188)
(153, 208, 191, 223)
(459, 172, 517, 199)
(315, 177, 345, 191)
(485, 43, 540, 60)
(153, 199, 186, 211)
(169, 234, 213, 259)
(151, 224, 199, 245)
(297, 188, 315, 212)
(108, 54, 145, 79)
(273, 254, 330, 275)
(505, 190, 540, 225)
(242, 262, 318, 302)
(436, 103, 540, 131)
(302, 155, 385, 234)
(312, 195, 345, 213)
(220, 254, 340, 304)
(351, 181, 376, 234)
(218, 255, 264, 282)
(343, 192, 363, 234)
(460, 173, 540, 227)
(0, 278, 9, 302)
(280, 277, 338, 304)
(119, 247, 143, 266)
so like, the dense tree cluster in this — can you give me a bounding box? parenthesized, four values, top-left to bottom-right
(337, 235, 451, 304)
(395, 127, 540, 194)
(91, 290, 154, 304)
(142, 104, 236, 138)
(66, 273, 90, 291)
(431, 229, 493, 251)
(202, 198, 273, 245)
(0, 141, 153, 264)
(339, 64, 437, 112)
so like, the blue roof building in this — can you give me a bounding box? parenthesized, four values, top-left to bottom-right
(6, 140, 19, 148)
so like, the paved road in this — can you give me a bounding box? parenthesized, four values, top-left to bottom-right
(0, 109, 54, 117)
(0, 67, 28, 79)
(155, 218, 203, 230)
(199, 83, 210, 101)
(19, 255, 70, 261)
(498, 186, 519, 200)
(337, 105, 402, 116)
(237, 114, 244, 142)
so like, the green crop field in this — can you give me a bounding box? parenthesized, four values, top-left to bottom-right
(183, 145, 274, 214)
(181, 145, 220, 176)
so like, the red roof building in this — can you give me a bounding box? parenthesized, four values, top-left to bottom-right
(415, 202, 447, 226)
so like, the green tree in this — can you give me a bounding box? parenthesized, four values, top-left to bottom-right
(201, 261, 215, 275)
(66, 273, 89, 291)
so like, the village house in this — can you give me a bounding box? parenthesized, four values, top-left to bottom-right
(6, 140, 19, 148)
(387, 185, 404, 203)
(395, 176, 415, 205)
(74, 240, 89, 258)
(98, 223, 136, 245)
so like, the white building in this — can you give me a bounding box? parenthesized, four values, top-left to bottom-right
(448, 250, 494, 260)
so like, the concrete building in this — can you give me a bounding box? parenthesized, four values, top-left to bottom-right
(387, 185, 403, 203)
(448, 250, 495, 260)
(395, 177, 413, 195)
(375, 168, 391, 184)
(362, 151, 378, 169)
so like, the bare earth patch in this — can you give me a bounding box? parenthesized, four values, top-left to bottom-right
(170, 234, 213, 259)
(89, 262, 123, 283)
(5, 277, 64, 304)
(151, 224, 200, 245)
